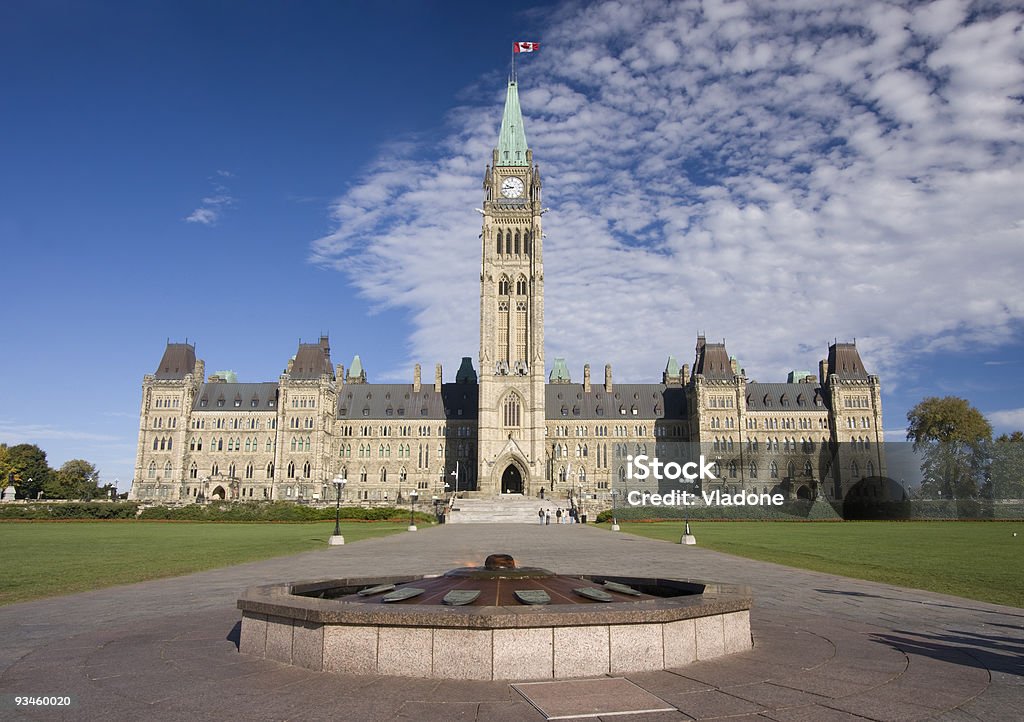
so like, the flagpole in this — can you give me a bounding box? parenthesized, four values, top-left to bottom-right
(512, 44, 516, 82)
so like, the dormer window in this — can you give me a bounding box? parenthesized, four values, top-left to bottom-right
(217, 399, 225, 407)
(200, 398, 208, 407)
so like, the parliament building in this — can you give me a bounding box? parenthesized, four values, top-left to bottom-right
(130, 80, 885, 507)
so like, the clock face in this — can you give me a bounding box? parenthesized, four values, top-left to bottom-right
(501, 176, 525, 198)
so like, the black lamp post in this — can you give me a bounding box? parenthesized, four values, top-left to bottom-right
(329, 475, 347, 546)
(408, 489, 419, 531)
(610, 488, 620, 531)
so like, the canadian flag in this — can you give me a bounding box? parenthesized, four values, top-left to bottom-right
(513, 42, 540, 53)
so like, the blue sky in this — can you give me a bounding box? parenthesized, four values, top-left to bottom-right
(2, 0, 1023, 492)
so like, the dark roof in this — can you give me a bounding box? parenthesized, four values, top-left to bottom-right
(693, 339, 735, 381)
(291, 337, 334, 380)
(195, 382, 278, 411)
(154, 343, 196, 380)
(827, 343, 869, 380)
(546, 384, 687, 421)
(338, 384, 478, 421)
(745, 383, 827, 412)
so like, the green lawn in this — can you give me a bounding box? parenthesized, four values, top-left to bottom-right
(0, 521, 406, 606)
(613, 521, 1024, 608)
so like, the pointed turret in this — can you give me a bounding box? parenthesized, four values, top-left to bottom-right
(496, 81, 529, 166)
(346, 355, 366, 384)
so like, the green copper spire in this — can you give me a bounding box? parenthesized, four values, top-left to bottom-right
(497, 80, 529, 167)
(549, 358, 571, 383)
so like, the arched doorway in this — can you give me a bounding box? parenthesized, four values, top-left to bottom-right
(211, 485, 226, 500)
(796, 484, 812, 500)
(501, 464, 523, 494)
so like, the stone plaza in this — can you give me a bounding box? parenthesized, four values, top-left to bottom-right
(1, 524, 1021, 720)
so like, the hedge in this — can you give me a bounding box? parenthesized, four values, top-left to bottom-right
(137, 502, 435, 523)
(0, 502, 141, 520)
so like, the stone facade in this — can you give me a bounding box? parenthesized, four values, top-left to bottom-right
(130, 80, 885, 506)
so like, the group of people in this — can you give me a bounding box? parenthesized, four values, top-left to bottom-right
(538, 506, 581, 524)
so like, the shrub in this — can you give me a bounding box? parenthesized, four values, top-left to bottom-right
(0, 502, 141, 520)
(136, 502, 434, 523)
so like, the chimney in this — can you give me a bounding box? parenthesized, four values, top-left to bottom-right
(730, 357, 738, 375)
(583, 364, 591, 393)
(337, 365, 345, 384)
(819, 359, 828, 385)
(413, 363, 421, 392)
(434, 363, 442, 392)
(604, 364, 613, 392)
(682, 363, 690, 385)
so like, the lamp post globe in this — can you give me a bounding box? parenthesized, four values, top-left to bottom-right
(408, 489, 419, 531)
(329, 475, 347, 546)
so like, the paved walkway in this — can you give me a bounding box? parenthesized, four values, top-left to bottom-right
(0, 524, 1021, 720)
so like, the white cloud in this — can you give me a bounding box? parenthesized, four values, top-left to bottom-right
(0, 421, 122, 444)
(312, 0, 1024, 387)
(987, 408, 1024, 431)
(184, 175, 236, 225)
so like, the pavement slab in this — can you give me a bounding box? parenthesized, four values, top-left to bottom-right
(0, 523, 1021, 721)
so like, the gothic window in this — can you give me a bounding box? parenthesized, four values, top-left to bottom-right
(503, 393, 521, 428)
(380, 467, 387, 483)
(217, 438, 223, 451)
(291, 438, 297, 451)
(749, 461, 758, 478)
(728, 461, 737, 478)
(804, 460, 813, 476)
(287, 462, 295, 478)
(516, 275, 527, 295)
(497, 300, 509, 363)
(850, 460, 859, 478)
(245, 463, 253, 479)
(153, 438, 159, 451)
(514, 231, 520, 255)
(228, 463, 236, 478)
(769, 460, 779, 478)
(303, 461, 311, 478)
(148, 461, 156, 478)
(190, 462, 198, 479)
(498, 276, 510, 295)
(360, 468, 368, 483)
(866, 460, 874, 477)
(399, 468, 407, 483)
(496, 230, 503, 255)
(523, 231, 530, 255)
(266, 462, 275, 479)
(515, 301, 527, 362)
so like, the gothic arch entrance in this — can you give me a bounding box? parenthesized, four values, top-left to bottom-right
(501, 464, 523, 494)
(211, 485, 226, 500)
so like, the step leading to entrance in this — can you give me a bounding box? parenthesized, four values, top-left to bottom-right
(447, 495, 568, 524)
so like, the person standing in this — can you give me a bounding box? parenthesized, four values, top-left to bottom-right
(538, 507, 545, 525)
(556, 508, 563, 524)
(545, 508, 551, 525)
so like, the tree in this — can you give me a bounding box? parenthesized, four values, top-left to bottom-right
(44, 459, 103, 500)
(906, 397, 992, 499)
(989, 431, 1024, 500)
(4, 444, 52, 499)
(0, 444, 12, 487)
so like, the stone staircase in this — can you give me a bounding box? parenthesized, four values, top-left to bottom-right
(446, 495, 548, 524)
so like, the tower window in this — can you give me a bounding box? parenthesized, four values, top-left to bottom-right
(503, 393, 521, 428)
